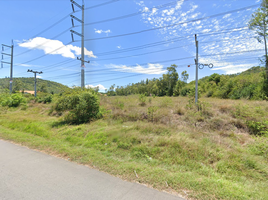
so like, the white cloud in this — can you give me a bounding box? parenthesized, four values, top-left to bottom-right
(86, 84, 107, 91)
(211, 63, 254, 74)
(94, 29, 111, 34)
(223, 13, 231, 19)
(19, 37, 96, 59)
(117, 46, 121, 49)
(37, 75, 42, 78)
(107, 63, 167, 74)
(137, 1, 263, 74)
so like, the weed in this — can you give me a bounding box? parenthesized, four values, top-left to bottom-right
(139, 94, 146, 106)
(147, 106, 158, 122)
(174, 107, 185, 115)
(246, 120, 268, 136)
(159, 97, 172, 108)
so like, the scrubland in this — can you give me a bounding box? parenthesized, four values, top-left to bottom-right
(0, 95, 267, 200)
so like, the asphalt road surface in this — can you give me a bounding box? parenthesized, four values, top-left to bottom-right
(0, 140, 185, 200)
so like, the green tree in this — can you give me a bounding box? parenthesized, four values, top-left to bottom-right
(39, 83, 48, 93)
(249, 0, 268, 90)
(12, 80, 24, 93)
(181, 70, 189, 83)
(165, 64, 179, 96)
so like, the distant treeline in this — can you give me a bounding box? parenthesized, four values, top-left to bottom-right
(106, 66, 267, 100)
(0, 77, 69, 94)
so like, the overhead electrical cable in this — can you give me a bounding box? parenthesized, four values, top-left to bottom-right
(14, 27, 72, 58)
(19, 41, 73, 65)
(80, 4, 259, 42)
(93, 36, 255, 62)
(81, 0, 185, 26)
(93, 26, 249, 57)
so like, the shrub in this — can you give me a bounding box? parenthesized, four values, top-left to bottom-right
(52, 88, 101, 124)
(0, 93, 27, 107)
(36, 94, 53, 104)
(246, 121, 268, 136)
(147, 106, 158, 122)
(139, 93, 146, 106)
(159, 97, 172, 107)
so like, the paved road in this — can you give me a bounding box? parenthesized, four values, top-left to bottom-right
(0, 140, 184, 200)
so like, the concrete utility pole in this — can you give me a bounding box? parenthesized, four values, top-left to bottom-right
(27, 69, 43, 97)
(263, 0, 268, 79)
(195, 34, 199, 104)
(1, 41, 14, 94)
(70, 0, 90, 88)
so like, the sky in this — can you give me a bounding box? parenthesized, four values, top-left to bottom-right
(0, 0, 265, 91)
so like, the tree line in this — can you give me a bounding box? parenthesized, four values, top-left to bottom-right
(106, 66, 267, 100)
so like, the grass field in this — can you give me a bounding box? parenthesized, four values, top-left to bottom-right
(0, 95, 268, 200)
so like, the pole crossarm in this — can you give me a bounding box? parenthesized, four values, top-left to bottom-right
(1, 61, 11, 64)
(27, 69, 43, 74)
(1, 44, 12, 48)
(70, 0, 83, 10)
(2, 53, 11, 56)
(70, 30, 83, 37)
(70, 15, 83, 24)
(77, 57, 90, 63)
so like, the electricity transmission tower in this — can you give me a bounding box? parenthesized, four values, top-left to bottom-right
(27, 69, 43, 97)
(1, 41, 14, 94)
(70, 0, 90, 88)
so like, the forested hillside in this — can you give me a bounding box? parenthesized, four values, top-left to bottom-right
(0, 78, 69, 94)
(107, 66, 267, 100)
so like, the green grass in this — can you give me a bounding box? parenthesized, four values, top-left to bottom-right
(0, 96, 268, 200)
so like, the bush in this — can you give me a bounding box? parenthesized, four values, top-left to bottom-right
(36, 94, 53, 104)
(52, 88, 101, 124)
(0, 93, 27, 107)
(139, 93, 146, 106)
(246, 121, 268, 136)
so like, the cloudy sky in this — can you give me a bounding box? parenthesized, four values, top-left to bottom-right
(0, 0, 264, 91)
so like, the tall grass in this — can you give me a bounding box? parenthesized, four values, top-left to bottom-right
(0, 96, 267, 200)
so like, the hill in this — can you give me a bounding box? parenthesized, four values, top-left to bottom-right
(0, 77, 69, 94)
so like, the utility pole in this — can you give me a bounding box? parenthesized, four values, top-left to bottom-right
(263, 0, 268, 79)
(70, 0, 90, 88)
(193, 34, 214, 105)
(1, 41, 14, 94)
(195, 34, 198, 104)
(27, 69, 43, 97)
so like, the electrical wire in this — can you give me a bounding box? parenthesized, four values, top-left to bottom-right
(82, 0, 185, 26)
(93, 36, 255, 62)
(79, 4, 259, 42)
(93, 26, 249, 57)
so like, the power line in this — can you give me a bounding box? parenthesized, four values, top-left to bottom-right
(84, 0, 121, 10)
(93, 26, 249, 57)
(19, 41, 73, 65)
(14, 0, 121, 57)
(14, 27, 72, 58)
(93, 36, 255, 62)
(82, 0, 184, 26)
(79, 4, 259, 42)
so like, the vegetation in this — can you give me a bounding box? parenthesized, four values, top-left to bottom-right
(0, 91, 267, 199)
(108, 66, 267, 101)
(50, 88, 101, 124)
(248, 0, 268, 95)
(0, 77, 69, 94)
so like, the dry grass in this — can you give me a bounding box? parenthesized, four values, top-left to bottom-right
(0, 95, 268, 200)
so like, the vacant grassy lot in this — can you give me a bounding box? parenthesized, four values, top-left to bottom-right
(0, 95, 268, 200)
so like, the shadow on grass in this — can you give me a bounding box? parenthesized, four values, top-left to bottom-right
(50, 120, 69, 128)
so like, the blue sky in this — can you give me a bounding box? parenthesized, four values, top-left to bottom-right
(0, 0, 264, 91)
